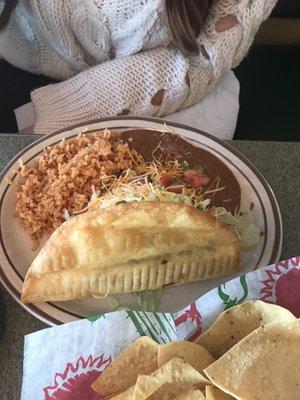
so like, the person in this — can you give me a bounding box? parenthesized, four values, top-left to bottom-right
(0, 0, 277, 137)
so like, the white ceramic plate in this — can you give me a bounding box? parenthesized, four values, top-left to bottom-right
(0, 117, 282, 325)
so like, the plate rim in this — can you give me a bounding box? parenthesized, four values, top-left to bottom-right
(0, 116, 283, 325)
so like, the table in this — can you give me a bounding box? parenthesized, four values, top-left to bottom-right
(0, 134, 298, 400)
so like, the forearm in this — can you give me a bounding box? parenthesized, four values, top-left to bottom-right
(32, 47, 190, 134)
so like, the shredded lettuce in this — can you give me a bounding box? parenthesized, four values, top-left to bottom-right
(105, 289, 162, 313)
(194, 164, 204, 173)
(239, 224, 261, 250)
(147, 192, 158, 201)
(196, 198, 211, 211)
(123, 193, 143, 202)
(105, 294, 131, 311)
(135, 288, 163, 312)
(182, 161, 189, 171)
(216, 207, 260, 250)
(168, 194, 191, 205)
(98, 191, 195, 210)
(216, 207, 245, 231)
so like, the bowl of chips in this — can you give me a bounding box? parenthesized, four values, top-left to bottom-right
(91, 301, 298, 400)
(21, 258, 300, 400)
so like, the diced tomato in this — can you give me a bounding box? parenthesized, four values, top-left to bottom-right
(167, 185, 183, 194)
(183, 170, 210, 188)
(160, 173, 174, 187)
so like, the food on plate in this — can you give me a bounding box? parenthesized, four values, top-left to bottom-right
(14, 129, 261, 305)
(14, 131, 137, 248)
(196, 300, 296, 358)
(92, 337, 158, 398)
(206, 386, 234, 400)
(21, 201, 240, 303)
(91, 301, 298, 400)
(158, 341, 214, 375)
(13, 129, 259, 250)
(204, 319, 300, 400)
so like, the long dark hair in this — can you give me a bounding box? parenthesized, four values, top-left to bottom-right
(1, 0, 212, 54)
(166, 0, 213, 54)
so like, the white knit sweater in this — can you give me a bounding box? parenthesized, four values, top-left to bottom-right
(0, 0, 277, 134)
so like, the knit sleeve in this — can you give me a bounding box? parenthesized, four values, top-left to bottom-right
(179, 0, 278, 109)
(31, 0, 277, 134)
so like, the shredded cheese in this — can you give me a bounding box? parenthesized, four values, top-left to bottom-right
(73, 144, 226, 214)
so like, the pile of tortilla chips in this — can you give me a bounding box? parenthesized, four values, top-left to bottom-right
(92, 301, 299, 400)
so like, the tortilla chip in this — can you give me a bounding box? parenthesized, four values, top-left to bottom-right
(206, 386, 234, 400)
(197, 300, 296, 358)
(174, 389, 206, 399)
(92, 336, 158, 397)
(110, 386, 134, 400)
(158, 341, 214, 374)
(204, 320, 300, 400)
(134, 378, 197, 400)
(133, 376, 163, 400)
(133, 357, 210, 400)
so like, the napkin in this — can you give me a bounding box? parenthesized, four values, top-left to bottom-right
(21, 257, 299, 400)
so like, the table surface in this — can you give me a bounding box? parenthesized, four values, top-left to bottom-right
(0, 134, 299, 400)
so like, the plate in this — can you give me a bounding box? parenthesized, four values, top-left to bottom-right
(0, 117, 282, 325)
